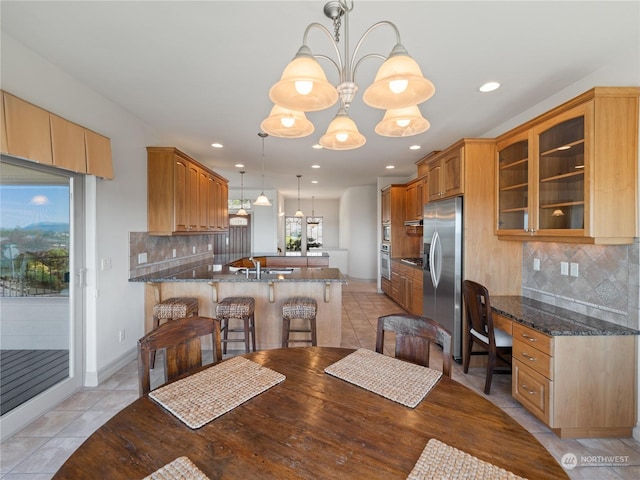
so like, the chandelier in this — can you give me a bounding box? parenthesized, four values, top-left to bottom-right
(261, 0, 434, 150)
(254, 132, 272, 206)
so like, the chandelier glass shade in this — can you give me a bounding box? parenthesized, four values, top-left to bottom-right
(237, 170, 248, 216)
(263, 0, 435, 150)
(375, 105, 430, 137)
(260, 104, 315, 138)
(254, 132, 272, 206)
(295, 174, 304, 217)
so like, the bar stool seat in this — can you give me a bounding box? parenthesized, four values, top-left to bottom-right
(216, 296, 256, 354)
(151, 297, 199, 367)
(282, 297, 317, 347)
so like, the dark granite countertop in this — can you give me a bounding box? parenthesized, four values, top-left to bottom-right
(129, 261, 345, 283)
(491, 296, 639, 336)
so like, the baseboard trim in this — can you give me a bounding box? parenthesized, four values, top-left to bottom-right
(84, 347, 137, 387)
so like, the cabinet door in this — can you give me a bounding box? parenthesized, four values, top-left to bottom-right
(187, 164, 199, 231)
(381, 188, 391, 224)
(208, 176, 218, 230)
(50, 114, 87, 173)
(174, 159, 189, 232)
(3, 92, 53, 165)
(405, 183, 417, 221)
(496, 131, 532, 235)
(1, 92, 7, 154)
(198, 170, 210, 231)
(533, 104, 586, 236)
(219, 181, 229, 230)
(441, 149, 463, 198)
(427, 161, 441, 201)
(85, 129, 113, 179)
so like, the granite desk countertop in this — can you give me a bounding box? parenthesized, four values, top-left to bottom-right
(129, 262, 346, 283)
(491, 296, 639, 336)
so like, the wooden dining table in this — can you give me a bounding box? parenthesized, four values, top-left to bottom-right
(53, 347, 567, 479)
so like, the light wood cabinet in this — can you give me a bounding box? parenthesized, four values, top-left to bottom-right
(405, 177, 426, 221)
(509, 320, 637, 438)
(389, 260, 422, 316)
(147, 147, 228, 235)
(1, 92, 7, 154)
(3, 91, 53, 165)
(427, 147, 463, 201)
(496, 87, 639, 244)
(381, 187, 391, 224)
(380, 185, 421, 258)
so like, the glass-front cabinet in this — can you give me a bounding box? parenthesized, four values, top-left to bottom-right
(496, 87, 639, 244)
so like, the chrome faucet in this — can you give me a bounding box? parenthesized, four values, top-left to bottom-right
(249, 257, 261, 279)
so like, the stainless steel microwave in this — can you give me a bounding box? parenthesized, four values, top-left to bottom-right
(382, 224, 391, 242)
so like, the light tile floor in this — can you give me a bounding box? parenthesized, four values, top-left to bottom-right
(2, 278, 639, 479)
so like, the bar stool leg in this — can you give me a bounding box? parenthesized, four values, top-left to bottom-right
(310, 316, 318, 347)
(250, 313, 257, 352)
(221, 318, 229, 354)
(242, 316, 251, 353)
(282, 317, 291, 348)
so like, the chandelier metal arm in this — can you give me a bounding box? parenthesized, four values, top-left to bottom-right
(349, 20, 401, 79)
(302, 22, 344, 75)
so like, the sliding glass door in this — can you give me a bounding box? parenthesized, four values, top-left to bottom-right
(0, 157, 84, 438)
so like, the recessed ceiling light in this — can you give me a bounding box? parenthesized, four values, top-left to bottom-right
(311, 180, 319, 184)
(211, 143, 223, 148)
(386, 165, 395, 169)
(479, 81, 501, 93)
(409, 145, 421, 150)
(235, 163, 244, 168)
(311, 164, 320, 169)
(312, 144, 323, 149)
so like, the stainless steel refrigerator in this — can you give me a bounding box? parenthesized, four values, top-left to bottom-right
(423, 196, 462, 360)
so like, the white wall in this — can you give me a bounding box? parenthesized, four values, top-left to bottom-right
(1, 33, 158, 385)
(245, 187, 279, 253)
(339, 185, 377, 280)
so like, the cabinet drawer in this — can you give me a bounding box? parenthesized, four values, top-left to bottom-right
(512, 323, 552, 356)
(513, 360, 552, 425)
(513, 339, 552, 379)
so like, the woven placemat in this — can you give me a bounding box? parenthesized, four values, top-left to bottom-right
(143, 456, 210, 480)
(407, 439, 527, 480)
(150, 356, 285, 429)
(324, 348, 441, 408)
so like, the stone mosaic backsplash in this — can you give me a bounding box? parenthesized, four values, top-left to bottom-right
(129, 232, 224, 278)
(522, 240, 639, 330)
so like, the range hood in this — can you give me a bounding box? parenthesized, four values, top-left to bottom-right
(404, 219, 423, 227)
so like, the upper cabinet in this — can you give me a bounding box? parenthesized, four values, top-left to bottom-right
(147, 147, 228, 235)
(1, 91, 113, 178)
(404, 177, 426, 221)
(426, 147, 463, 201)
(496, 87, 639, 244)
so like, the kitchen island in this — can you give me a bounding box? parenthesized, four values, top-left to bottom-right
(130, 254, 346, 350)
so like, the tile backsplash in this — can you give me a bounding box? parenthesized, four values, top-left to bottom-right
(129, 232, 228, 278)
(522, 240, 639, 330)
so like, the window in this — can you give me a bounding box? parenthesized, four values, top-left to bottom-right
(306, 216, 323, 249)
(285, 216, 323, 252)
(228, 198, 252, 214)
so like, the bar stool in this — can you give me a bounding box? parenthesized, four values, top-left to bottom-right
(216, 296, 256, 354)
(151, 297, 199, 367)
(282, 297, 318, 347)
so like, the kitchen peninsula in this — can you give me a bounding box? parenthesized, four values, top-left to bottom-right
(130, 253, 346, 350)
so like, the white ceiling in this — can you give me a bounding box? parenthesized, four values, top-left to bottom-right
(1, 1, 638, 199)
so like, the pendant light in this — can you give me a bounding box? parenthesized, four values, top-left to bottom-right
(237, 171, 248, 216)
(254, 132, 272, 206)
(308, 196, 320, 225)
(294, 174, 304, 217)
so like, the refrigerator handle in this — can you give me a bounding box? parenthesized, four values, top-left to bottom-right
(429, 232, 438, 288)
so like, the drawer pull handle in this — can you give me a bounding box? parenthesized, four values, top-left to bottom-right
(521, 333, 537, 342)
(521, 384, 536, 395)
(521, 352, 535, 362)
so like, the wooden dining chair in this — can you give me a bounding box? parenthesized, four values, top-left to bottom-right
(137, 316, 222, 396)
(462, 279, 512, 394)
(375, 314, 452, 377)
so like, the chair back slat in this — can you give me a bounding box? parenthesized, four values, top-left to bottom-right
(137, 316, 222, 396)
(462, 280, 496, 345)
(376, 314, 452, 377)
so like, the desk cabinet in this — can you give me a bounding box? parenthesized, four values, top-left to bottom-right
(389, 260, 422, 316)
(506, 318, 636, 438)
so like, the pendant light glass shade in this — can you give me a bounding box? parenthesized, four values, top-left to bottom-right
(319, 108, 366, 150)
(375, 105, 430, 137)
(254, 132, 272, 207)
(294, 174, 304, 217)
(269, 46, 339, 112)
(362, 45, 435, 110)
(260, 105, 314, 138)
(237, 170, 248, 215)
